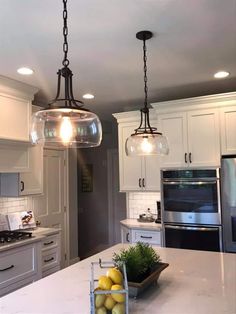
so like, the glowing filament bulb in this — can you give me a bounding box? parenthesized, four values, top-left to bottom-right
(59, 116, 73, 144)
(141, 137, 153, 154)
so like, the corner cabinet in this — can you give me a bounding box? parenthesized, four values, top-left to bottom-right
(156, 108, 220, 168)
(113, 111, 161, 192)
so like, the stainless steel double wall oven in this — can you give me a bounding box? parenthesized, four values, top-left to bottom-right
(161, 169, 222, 252)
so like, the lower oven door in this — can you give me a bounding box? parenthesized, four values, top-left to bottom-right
(164, 224, 223, 252)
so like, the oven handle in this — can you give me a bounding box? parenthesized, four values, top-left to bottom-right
(162, 181, 217, 185)
(164, 224, 219, 232)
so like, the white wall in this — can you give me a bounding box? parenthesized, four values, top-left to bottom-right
(126, 192, 160, 219)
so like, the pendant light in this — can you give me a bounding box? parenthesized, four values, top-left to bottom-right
(30, 0, 102, 148)
(125, 31, 169, 156)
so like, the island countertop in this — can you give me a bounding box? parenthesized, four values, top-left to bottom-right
(0, 244, 236, 314)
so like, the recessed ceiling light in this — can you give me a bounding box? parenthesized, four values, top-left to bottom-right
(17, 67, 34, 75)
(83, 93, 94, 99)
(214, 71, 230, 79)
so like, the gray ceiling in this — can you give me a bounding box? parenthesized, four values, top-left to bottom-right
(1, 0, 236, 119)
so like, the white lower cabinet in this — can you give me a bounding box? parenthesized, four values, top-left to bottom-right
(0, 232, 61, 297)
(0, 242, 41, 297)
(41, 233, 61, 278)
(121, 225, 162, 246)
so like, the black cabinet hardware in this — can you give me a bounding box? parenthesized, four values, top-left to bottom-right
(189, 152, 192, 163)
(44, 257, 54, 263)
(140, 235, 152, 239)
(184, 153, 187, 163)
(126, 232, 130, 242)
(43, 241, 54, 246)
(142, 178, 145, 187)
(20, 181, 24, 192)
(139, 178, 142, 188)
(0, 265, 14, 272)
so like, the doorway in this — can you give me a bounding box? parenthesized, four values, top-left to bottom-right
(31, 148, 68, 268)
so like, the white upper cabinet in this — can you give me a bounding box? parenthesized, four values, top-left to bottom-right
(187, 109, 220, 167)
(220, 106, 236, 155)
(0, 76, 38, 173)
(157, 112, 188, 168)
(113, 111, 161, 192)
(0, 75, 38, 143)
(158, 109, 220, 168)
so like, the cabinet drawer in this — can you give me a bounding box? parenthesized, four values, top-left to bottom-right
(42, 248, 60, 271)
(41, 234, 59, 251)
(0, 244, 37, 289)
(42, 265, 60, 278)
(132, 230, 161, 245)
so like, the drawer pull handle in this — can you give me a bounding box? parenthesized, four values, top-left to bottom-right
(126, 232, 130, 242)
(0, 265, 14, 272)
(140, 236, 152, 239)
(44, 257, 54, 263)
(44, 241, 54, 246)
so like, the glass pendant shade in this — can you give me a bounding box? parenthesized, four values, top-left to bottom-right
(31, 108, 102, 148)
(125, 133, 169, 156)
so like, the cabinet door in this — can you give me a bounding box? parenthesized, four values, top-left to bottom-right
(220, 106, 236, 155)
(118, 123, 142, 191)
(143, 156, 161, 191)
(0, 94, 31, 142)
(158, 112, 188, 168)
(187, 109, 220, 167)
(20, 144, 43, 195)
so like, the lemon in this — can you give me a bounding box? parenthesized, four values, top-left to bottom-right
(111, 284, 125, 303)
(95, 306, 107, 314)
(104, 295, 116, 310)
(98, 275, 113, 290)
(95, 292, 106, 308)
(112, 303, 125, 314)
(107, 268, 123, 285)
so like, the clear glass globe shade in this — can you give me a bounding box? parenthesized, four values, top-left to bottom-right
(31, 108, 102, 148)
(125, 133, 169, 156)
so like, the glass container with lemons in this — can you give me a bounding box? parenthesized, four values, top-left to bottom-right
(90, 259, 129, 314)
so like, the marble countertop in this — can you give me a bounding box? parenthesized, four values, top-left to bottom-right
(1, 243, 236, 314)
(120, 219, 162, 231)
(0, 227, 60, 253)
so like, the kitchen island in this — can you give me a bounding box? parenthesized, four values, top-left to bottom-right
(0, 243, 236, 314)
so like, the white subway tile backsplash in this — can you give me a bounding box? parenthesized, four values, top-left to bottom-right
(0, 197, 29, 214)
(127, 192, 160, 219)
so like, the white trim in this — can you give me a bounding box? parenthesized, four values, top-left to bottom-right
(64, 148, 70, 268)
(152, 91, 236, 114)
(107, 149, 114, 246)
(112, 109, 156, 123)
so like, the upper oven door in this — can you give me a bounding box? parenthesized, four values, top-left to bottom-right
(162, 177, 221, 225)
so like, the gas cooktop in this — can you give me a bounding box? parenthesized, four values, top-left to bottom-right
(0, 230, 32, 245)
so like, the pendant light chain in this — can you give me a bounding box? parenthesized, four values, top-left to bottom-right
(62, 0, 69, 67)
(143, 38, 148, 109)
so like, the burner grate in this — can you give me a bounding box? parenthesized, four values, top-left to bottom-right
(0, 230, 32, 244)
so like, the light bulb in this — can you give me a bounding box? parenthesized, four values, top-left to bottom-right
(59, 116, 74, 144)
(141, 137, 153, 154)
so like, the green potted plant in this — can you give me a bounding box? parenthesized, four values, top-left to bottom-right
(113, 242, 169, 297)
